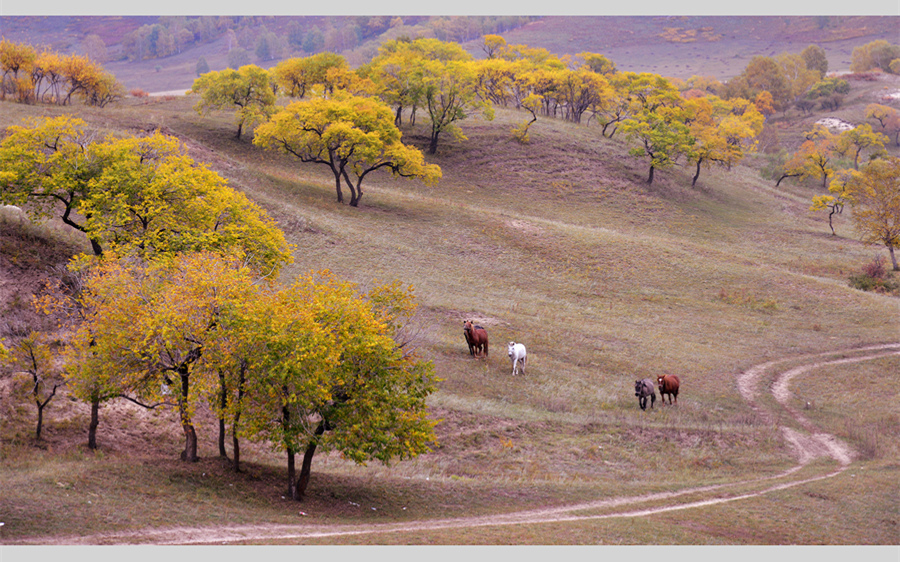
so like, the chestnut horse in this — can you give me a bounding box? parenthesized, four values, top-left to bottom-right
(463, 320, 489, 357)
(657, 374, 680, 405)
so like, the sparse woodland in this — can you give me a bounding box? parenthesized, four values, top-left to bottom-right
(0, 18, 898, 544)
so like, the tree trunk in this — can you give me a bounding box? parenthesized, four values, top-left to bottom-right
(232, 429, 241, 472)
(232, 364, 245, 472)
(394, 105, 403, 127)
(88, 398, 100, 450)
(429, 131, 440, 155)
(647, 164, 655, 185)
(692, 159, 702, 187)
(180, 423, 198, 462)
(888, 244, 899, 271)
(89, 237, 103, 256)
(235, 121, 243, 140)
(294, 421, 327, 501)
(218, 372, 227, 458)
(35, 400, 44, 440)
(178, 372, 198, 462)
(332, 169, 344, 203)
(286, 447, 297, 500)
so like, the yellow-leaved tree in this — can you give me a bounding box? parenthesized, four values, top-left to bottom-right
(777, 125, 837, 188)
(0, 116, 292, 275)
(239, 271, 437, 500)
(65, 253, 438, 499)
(254, 92, 441, 207)
(829, 157, 900, 270)
(190, 64, 276, 140)
(684, 95, 764, 186)
(64, 252, 263, 459)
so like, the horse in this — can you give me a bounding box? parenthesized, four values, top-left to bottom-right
(656, 374, 680, 405)
(634, 378, 656, 410)
(463, 320, 489, 357)
(507, 341, 527, 376)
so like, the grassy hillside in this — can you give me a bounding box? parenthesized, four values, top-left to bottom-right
(0, 68, 898, 544)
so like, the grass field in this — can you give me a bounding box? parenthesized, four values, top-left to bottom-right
(0, 68, 898, 545)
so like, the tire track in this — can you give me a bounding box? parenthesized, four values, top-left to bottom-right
(21, 343, 900, 544)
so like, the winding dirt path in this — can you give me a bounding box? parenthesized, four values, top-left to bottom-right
(23, 344, 900, 544)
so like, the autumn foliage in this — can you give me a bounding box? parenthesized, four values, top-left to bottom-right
(0, 39, 123, 106)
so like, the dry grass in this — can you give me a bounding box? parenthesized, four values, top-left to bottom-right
(1, 72, 899, 544)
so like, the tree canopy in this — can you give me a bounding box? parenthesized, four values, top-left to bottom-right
(0, 115, 292, 274)
(254, 92, 441, 206)
(830, 157, 900, 270)
(191, 64, 276, 140)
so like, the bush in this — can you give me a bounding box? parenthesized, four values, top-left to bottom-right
(848, 255, 900, 295)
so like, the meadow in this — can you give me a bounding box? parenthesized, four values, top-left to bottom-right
(0, 68, 898, 545)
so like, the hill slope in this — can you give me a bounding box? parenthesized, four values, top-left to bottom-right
(0, 50, 898, 544)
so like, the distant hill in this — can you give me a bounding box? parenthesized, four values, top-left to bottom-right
(0, 15, 897, 93)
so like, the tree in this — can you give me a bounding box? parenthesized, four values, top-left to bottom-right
(620, 75, 693, 184)
(195, 56, 210, 76)
(66, 252, 263, 461)
(80, 132, 292, 273)
(419, 59, 495, 154)
(810, 174, 850, 236)
(578, 52, 617, 76)
(511, 92, 542, 143)
(555, 68, 612, 124)
(800, 44, 828, 77)
(725, 56, 793, 113)
(833, 157, 900, 270)
(481, 34, 507, 59)
(866, 104, 900, 147)
(850, 40, 900, 73)
(622, 106, 693, 184)
(191, 65, 276, 140)
(0, 38, 37, 101)
(362, 37, 474, 128)
(241, 271, 437, 500)
(778, 125, 837, 188)
(684, 95, 764, 186)
(2, 332, 63, 440)
(254, 92, 441, 207)
(0, 115, 108, 255)
(834, 124, 888, 170)
(83, 34, 109, 63)
(61, 257, 157, 450)
(272, 53, 349, 98)
(776, 52, 820, 102)
(0, 116, 292, 273)
(302, 26, 325, 54)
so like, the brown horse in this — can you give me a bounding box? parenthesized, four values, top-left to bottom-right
(463, 320, 489, 357)
(657, 374, 680, 405)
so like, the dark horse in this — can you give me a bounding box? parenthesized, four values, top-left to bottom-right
(463, 320, 489, 357)
(657, 374, 680, 405)
(634, 378, 656, 411)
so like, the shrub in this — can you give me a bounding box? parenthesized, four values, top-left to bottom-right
(129, 88, 148, 98)
(848, 255, 900, 295)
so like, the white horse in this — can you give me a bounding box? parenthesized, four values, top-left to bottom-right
(507, 341, 527, 376)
